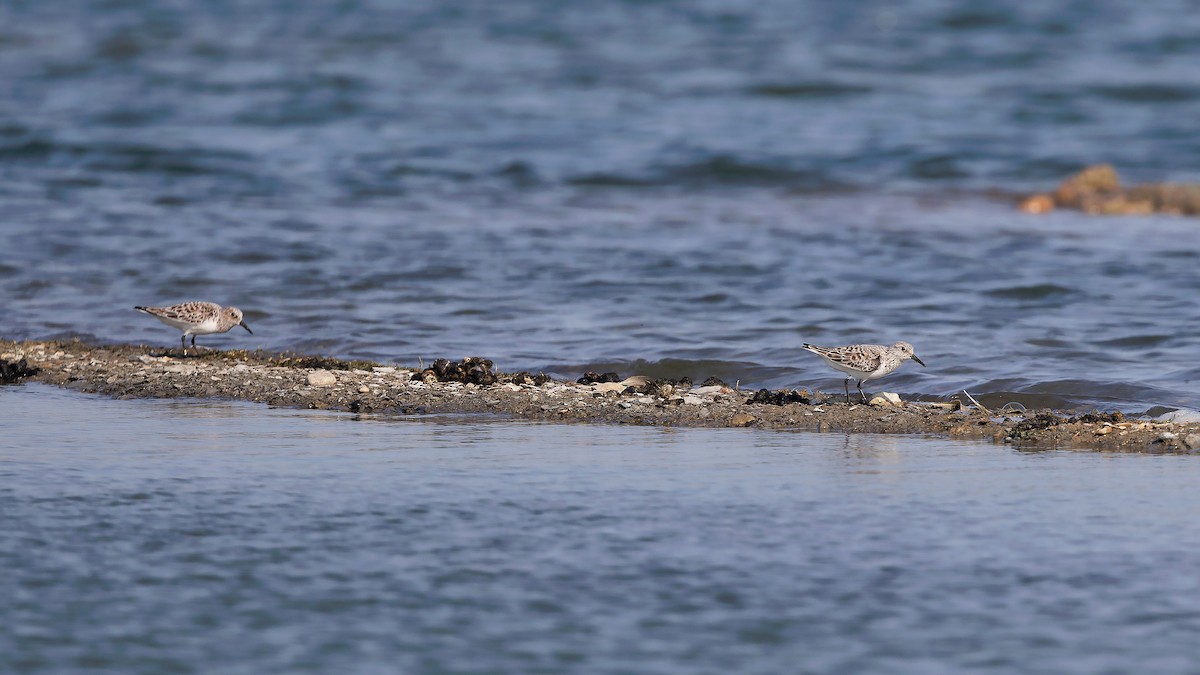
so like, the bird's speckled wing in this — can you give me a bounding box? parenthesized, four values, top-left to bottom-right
(803, 344, 885, 373)
(143, 301, 221, 323)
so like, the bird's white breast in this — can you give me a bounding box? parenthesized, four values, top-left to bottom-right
(188, 316, 223, 335)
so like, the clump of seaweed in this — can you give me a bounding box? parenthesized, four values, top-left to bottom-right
(578, 369, 704, 397)
(1006, 413, 1065, 441)
(270, 354, 382, 371)
(630, 379, 685, 398)
(414, 358, 549, 386)
(1068, 411, 1125, 425)
(0, 358, 38, 384)
(748, 389, 810, 406)
(416, 357, 498, 385)
(509, 371, 552, 386)
(578, 371, 622, 384)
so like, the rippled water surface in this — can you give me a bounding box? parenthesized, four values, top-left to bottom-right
(3, 0, 1200, 409)
(4, 384, 1200, 673)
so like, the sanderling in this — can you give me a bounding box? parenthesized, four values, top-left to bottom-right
(801, 341, 925, 403)
(135, 301, 252, 353)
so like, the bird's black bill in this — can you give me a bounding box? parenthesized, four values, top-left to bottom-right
(912, 355, 926, 367)
(240, 321, 253, 335)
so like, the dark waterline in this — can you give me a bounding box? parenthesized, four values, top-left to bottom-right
(4, 384, 1200, 673)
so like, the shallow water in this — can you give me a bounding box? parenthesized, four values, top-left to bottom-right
(5, 384, 1200, 673)
(3, 1, 1200, 409)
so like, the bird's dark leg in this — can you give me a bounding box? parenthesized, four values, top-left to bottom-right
(180, 334, 187, 354)
(844, 378, 851, 404)
(857, 379, 868, 403)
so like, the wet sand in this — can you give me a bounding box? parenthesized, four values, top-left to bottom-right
(3, 338, 1195, 453)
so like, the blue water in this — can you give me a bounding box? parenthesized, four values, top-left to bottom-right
(4, 384, 1200, 673)
(3, 1, 1200, 408)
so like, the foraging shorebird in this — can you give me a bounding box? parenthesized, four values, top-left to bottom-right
(135, 301, 252, 353)
(801, 342, 925, 403)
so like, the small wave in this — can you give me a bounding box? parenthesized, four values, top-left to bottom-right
(1024, 338, 1072, 348)
(236, 98, 365, 127)
(745, 82, 873, 99)
(994, 157, 1093, 181)
(566, 172, 653, 188)
(494, 161, 540, 186)
(386, 164, 473, 181)
(984, 284, 1076, 300)
(966, 378, 1173, 411)
(0, 31, 34, 50)
(0, 137, 256, 178)
(1092, 335, 1173, 349)
(90, 107, 171, 128)
(905, 154, 970, 180)
(937, 9, 1015, 30)
(0, 138, 59, 160)
(569, 156, 842, 190)
(1088, 84, 1200, 104)
(964, 391, 1079, 412)
(1145, 34, 1200, 56)
(1033, 379, 1175, 408)
(667, 156, 830, 186)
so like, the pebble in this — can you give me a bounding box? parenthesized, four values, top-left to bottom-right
(1185, 434, 1200, 450)
(358, 385, 370, 394)
(307, 370, 337, 387)
(868, 392, 903, 407)
(730, 413, 756, 427)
